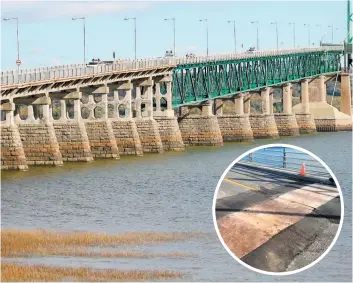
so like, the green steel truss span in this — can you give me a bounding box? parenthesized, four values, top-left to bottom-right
(171, 50, 342, 107)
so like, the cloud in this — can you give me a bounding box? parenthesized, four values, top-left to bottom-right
(1, 1, 152, 22)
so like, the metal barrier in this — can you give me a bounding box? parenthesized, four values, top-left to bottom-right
(241, 147, 331, 178)
(0, 46, 344, 86)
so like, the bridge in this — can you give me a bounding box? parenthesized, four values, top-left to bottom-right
(1, 46, 352, 170)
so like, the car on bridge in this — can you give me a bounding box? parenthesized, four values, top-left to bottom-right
(87, 58, 114, 67)
(246, 47, 256, 53)
(186, 53, 196, 58)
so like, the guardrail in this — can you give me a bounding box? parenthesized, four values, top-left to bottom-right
(241, 147, 331, 178)
(0, 46, 343, 86)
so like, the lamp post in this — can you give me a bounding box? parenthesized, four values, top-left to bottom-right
(228, 20, 237, 53)
(199, 19, 208, 56)
(251, 21, 259, 50)
(3, 17, 20, 70)
(304, 23, 311, 46)
(289, 22, 296, 48)
(72, 17, 86, 66)
(125, 17, 137, 60)
(164, 18, 176, 57)
(271, 21, 279, 50)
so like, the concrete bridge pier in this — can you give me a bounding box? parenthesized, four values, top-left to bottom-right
(108, 81, 143, 156)
(274, 84, 300, 136)
(216, 94, 254, 142)
(52, 90, 93, 162)
(133, 78, 164, 153)
(249, 88, 279, 139)
(340, 74, 352, 117)
(153, 77, 185, 151)
(0, 100, 28, 170)
(293, 79, 317, 134)
(80, 85, 120, 159)
(10, 95, 63, 166)
(178, 100, 223, 146)
(293, 75, 352, 132)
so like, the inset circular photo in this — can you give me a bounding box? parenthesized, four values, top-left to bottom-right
(213, 144, 343, 275)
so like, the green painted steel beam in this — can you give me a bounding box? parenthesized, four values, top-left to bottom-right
(171, 51, 341, 107)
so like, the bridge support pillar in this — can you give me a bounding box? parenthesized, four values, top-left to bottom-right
(52, 91, 93, 162)
(133, 79, 164, 153)
(244, 98, 251, 114)
(216, 95, 253, 142)
(293, 79, 317, 134)
(80, 86, 120, 159)
(308, 75, 327, 103)
(274, 84, 300, 136)
(108, 82, 143, 156)
(1, 101, 28, 170)
(14, 96, 63, 166)
(178, 101, 223, 146)
(153, 78, 185, 152)
(249, 88, 279, 139)
(340, 74, 352, 116)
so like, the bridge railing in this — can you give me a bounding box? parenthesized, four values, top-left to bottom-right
(240, 147, 331, 178)
(1, 46, 343, 86)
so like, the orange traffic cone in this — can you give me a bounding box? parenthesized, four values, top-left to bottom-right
(300, 163, 306, 176)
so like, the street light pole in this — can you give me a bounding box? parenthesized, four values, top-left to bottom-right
(289, 22, 296, 48)
(251, 21, 259, 50)
(3, 17, 20, 70)
(316, 24, 322, 46)
(199, 19, 208, 56)
(72, 17, 86, 66)
(304, 23, 311, 46)
(271, 21, 279, 50)
(228, 20, 237, 53)
(164, 18, 176, 56)
(125, 17, 137, 60)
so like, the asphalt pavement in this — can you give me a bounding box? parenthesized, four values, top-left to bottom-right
(215, 164, 341, 273)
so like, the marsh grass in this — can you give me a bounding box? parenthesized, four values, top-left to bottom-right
(1, 263, 184, 282)
(2, 229, 199, 258)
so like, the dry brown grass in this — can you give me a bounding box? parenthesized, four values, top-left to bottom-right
(1, 263, 183, 282)
(1, 229, 199, 258)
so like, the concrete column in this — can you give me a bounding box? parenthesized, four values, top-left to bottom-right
(155, 83, 161, 112)
(60, 99, 67, 120)
(340, 74, 352, 116)
(318, 75, 327, 103)
(202, 101, 213, 116)
(166, 81, 173, 113)
(135, 86, 142, 118)
(27, 104, 35, 122)
(234, 95, 244, 115)
(244, 99, 251, 114)
(146, 85, 153, 118)
(125, 88, 133, 119)
(100, 88, 109, 120)
(301, 79, 310, 113)
(261, 88, 270, 114)
(41, 104, 50, 120)
(73, 99, 81, 121)
(0, 102, 15, 125)
(215, 99, 223, 115)
(269, 92, 274, 114)
(282, 83, 292, 114)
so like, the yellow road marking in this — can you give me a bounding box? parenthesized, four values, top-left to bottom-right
(224, 178, 258, 191)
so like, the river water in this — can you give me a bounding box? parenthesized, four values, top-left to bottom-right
(1, 132, 352, 281)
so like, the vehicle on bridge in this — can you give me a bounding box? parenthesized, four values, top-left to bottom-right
(246, 47, 256, 53)
(87, 58, 114, 67)
(186, 53, 196, 58)
(165, 50, 174, 57)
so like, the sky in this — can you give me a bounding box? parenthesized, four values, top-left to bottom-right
(1, 0, 347, 70)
